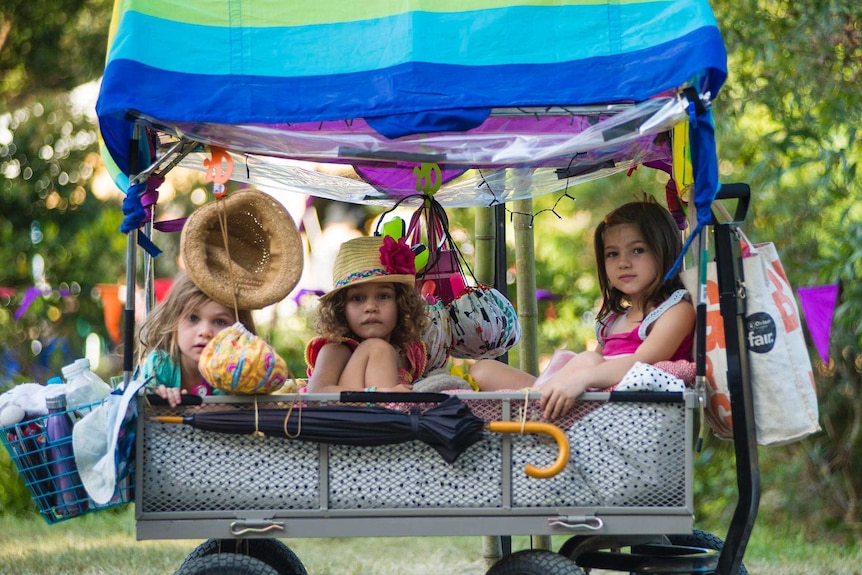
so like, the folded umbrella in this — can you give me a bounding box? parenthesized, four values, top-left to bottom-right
(152, 395, 569, 476)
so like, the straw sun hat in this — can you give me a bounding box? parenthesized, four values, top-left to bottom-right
(181, 189, 303, 310)
(320, 235, 417, 303)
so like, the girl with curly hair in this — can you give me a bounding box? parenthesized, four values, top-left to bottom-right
(305, 235, 429, 392)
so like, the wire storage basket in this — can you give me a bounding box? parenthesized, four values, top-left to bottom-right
(1, 401, 134, 524)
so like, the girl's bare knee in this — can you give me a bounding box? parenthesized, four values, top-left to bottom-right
(355, 338, 397, 359)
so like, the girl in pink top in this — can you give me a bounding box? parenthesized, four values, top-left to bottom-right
(470, 197, 695, 420)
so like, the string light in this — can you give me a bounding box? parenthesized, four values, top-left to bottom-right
(474, 168, 578, 229)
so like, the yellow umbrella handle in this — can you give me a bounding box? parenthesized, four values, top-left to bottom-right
(151, 416, 184, 424)
(485, 421, 570, 479)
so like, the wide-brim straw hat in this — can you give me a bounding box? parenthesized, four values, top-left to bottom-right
(181, 189, 303, 310)
(320, 235, 416, 303)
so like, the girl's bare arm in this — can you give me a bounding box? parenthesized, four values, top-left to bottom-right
(541, 301, 695, 419)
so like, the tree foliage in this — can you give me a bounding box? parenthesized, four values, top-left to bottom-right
(0, 0, 113, 110)
(0, 93, 127, 383)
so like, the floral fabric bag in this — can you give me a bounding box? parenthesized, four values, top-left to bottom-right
(199, 322, 290, 394)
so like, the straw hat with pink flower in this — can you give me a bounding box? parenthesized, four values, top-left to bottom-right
(320, 235, 417, 303)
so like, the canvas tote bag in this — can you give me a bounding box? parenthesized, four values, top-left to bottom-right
(682, 235, 820, 446)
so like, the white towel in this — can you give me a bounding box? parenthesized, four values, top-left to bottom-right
(72, 378, 146, 505)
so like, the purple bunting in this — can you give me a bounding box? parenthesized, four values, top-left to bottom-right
(535, 289, 560, 302)
(13, 287, 43, 321)
(797, 284, 839, 365)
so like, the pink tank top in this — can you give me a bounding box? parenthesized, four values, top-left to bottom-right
(596, 290, 693, 361)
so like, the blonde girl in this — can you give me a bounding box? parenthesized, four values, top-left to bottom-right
(138, 272, 256, 407)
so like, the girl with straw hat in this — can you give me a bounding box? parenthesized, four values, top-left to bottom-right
(305, 235, 429, 393)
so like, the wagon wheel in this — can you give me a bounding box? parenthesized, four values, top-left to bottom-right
(180, 539, 307, 575)
(486, 549, 585, 575)
(665, 529, 750, 575)
(174, 552, 279, 575)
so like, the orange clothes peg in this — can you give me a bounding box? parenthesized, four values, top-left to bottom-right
(203, 147, 234, 197)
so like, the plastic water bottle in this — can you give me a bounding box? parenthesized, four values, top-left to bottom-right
(45, 393, 87, 517)
(62, 359, 111, 410)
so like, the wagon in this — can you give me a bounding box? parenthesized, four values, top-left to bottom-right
(94, 1, 760, 573)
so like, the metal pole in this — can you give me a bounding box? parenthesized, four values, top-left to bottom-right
(122, 125, 142, 387)
(512, 198, 538, 376)
(478, 200, 505, 570)
(512, 178, 548, 551)
(482, 535, 503, 572)
(714, 221, 760, 575)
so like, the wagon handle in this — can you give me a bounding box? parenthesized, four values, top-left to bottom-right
(485, 421, 570, 479)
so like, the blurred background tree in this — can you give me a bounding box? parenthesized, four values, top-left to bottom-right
(0, 1, 110, 110)
(709, 0, 862, 541)
(1, 0, 119, 383)
(1, 0, 860, 541)
(0, 91, 126, 382)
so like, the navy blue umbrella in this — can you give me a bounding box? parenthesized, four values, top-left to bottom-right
(153, 394, 485, 464)
(153, 393, 569, 475)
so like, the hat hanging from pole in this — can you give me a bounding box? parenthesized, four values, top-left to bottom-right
(181, 189, 303, 310)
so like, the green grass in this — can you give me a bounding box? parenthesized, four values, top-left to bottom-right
(1, 506, 860, 574)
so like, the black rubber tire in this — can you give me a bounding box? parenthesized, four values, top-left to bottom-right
(666, 529, 750, 575)
(486, 549, 585, 575)
(181, 539, 307, 575)
(557, 535, 593, 560)
(174, 552, 279, 575)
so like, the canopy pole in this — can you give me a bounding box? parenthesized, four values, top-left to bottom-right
(122, 125, 142, 387)
(482, 535, 503, 571)
(474, 206, 495, 285)
(512, 198, 538, 376)
(514, 185, 547, 552)
(476, 194, 507, 569)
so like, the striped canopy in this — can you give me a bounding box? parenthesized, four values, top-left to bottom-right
(97, 0, 727, 206)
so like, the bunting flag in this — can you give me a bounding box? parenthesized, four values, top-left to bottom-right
(153, 278, 174, 303)
(13, 287, 43, 321)
(97, 279, 175, 345)
(796, 284, 839, 365)
(96, 284, 123, 345)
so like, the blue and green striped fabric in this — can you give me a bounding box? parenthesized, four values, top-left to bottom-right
(97, 0, 726, 186)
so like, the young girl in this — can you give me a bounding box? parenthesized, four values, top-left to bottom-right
(138, 272, 256, 407)
(305, 235, 429, 393)
(470, 197, 695, 420)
